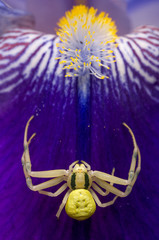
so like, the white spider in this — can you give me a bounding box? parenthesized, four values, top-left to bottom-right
(21, 116, 141, 220)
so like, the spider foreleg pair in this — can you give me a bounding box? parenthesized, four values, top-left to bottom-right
(21, 116, 141, 220)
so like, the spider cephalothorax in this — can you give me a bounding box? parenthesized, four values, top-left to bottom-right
(21, 116, 141, 220)
(67, 162, 92, 190)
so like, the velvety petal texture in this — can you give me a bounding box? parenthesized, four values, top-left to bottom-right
(90, 25, 159, 240)
(0, 0, 34, 35)
(0, 11, 159, 240)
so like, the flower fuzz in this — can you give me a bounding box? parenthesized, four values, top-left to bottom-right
(56, 5, 118, 79)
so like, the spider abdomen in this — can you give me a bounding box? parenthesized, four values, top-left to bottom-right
(65, 189, 96, 221)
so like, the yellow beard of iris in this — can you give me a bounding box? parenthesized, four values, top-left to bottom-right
(65, 189, 96, 220)
(56, 5, 118, 79)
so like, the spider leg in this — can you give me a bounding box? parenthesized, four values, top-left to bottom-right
(92, 123, 141, 187)
(92, 168, 115, 196)
(92, 171, 130, 185)
(39, 183, 68, 197)
(92, 182, 110, 196)
(90, 189, 118, 207)
(123, 122, 141, 182)
(69, 160, 79, 171)
(22, 115, 68, 178)
(56, 189, 72, 219)
(21, 131, 36, 168)
(25, 176, 66, 191)
(93, 176, 136, 197)
(81, 160, 91, 170)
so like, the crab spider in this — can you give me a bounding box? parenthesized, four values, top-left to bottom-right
(21, 116, 141, 220)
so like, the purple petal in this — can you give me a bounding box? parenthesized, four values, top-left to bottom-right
(0, 24, 159, 240)
(90, 25, 159, 239)
(0, 28, 77, 239)
(0, 1, 34, 34)
(128, 0, 159, 28)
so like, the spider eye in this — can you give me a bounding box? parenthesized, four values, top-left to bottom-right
(65, 189, 96, 220)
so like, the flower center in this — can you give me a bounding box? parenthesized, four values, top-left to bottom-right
(56, 5, 118, 79)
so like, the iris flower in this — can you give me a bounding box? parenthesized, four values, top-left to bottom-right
(0, 1, 159, 240)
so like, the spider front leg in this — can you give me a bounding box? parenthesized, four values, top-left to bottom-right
(22, 115, 68, 178)
(81, 160, 91, 170)
(22, 116, 68, 192)
(123, 123, 141, 186)
(91, 123, 141, 197)
(69, 161, 79, 171)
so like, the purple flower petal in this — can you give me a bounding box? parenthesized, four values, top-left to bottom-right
(0, 22, 159, 240)
(90, 25, 159, 239)
(0, 0, 34, 35)
(0, 28, 77, 239)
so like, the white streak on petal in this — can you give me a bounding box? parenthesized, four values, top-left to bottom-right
(46, 37, 61, 76)
(0, 29, 59, 99)
(114, 46, 126, 83)
(111, 26, 159, 102)
(0, 72, 19, 92)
